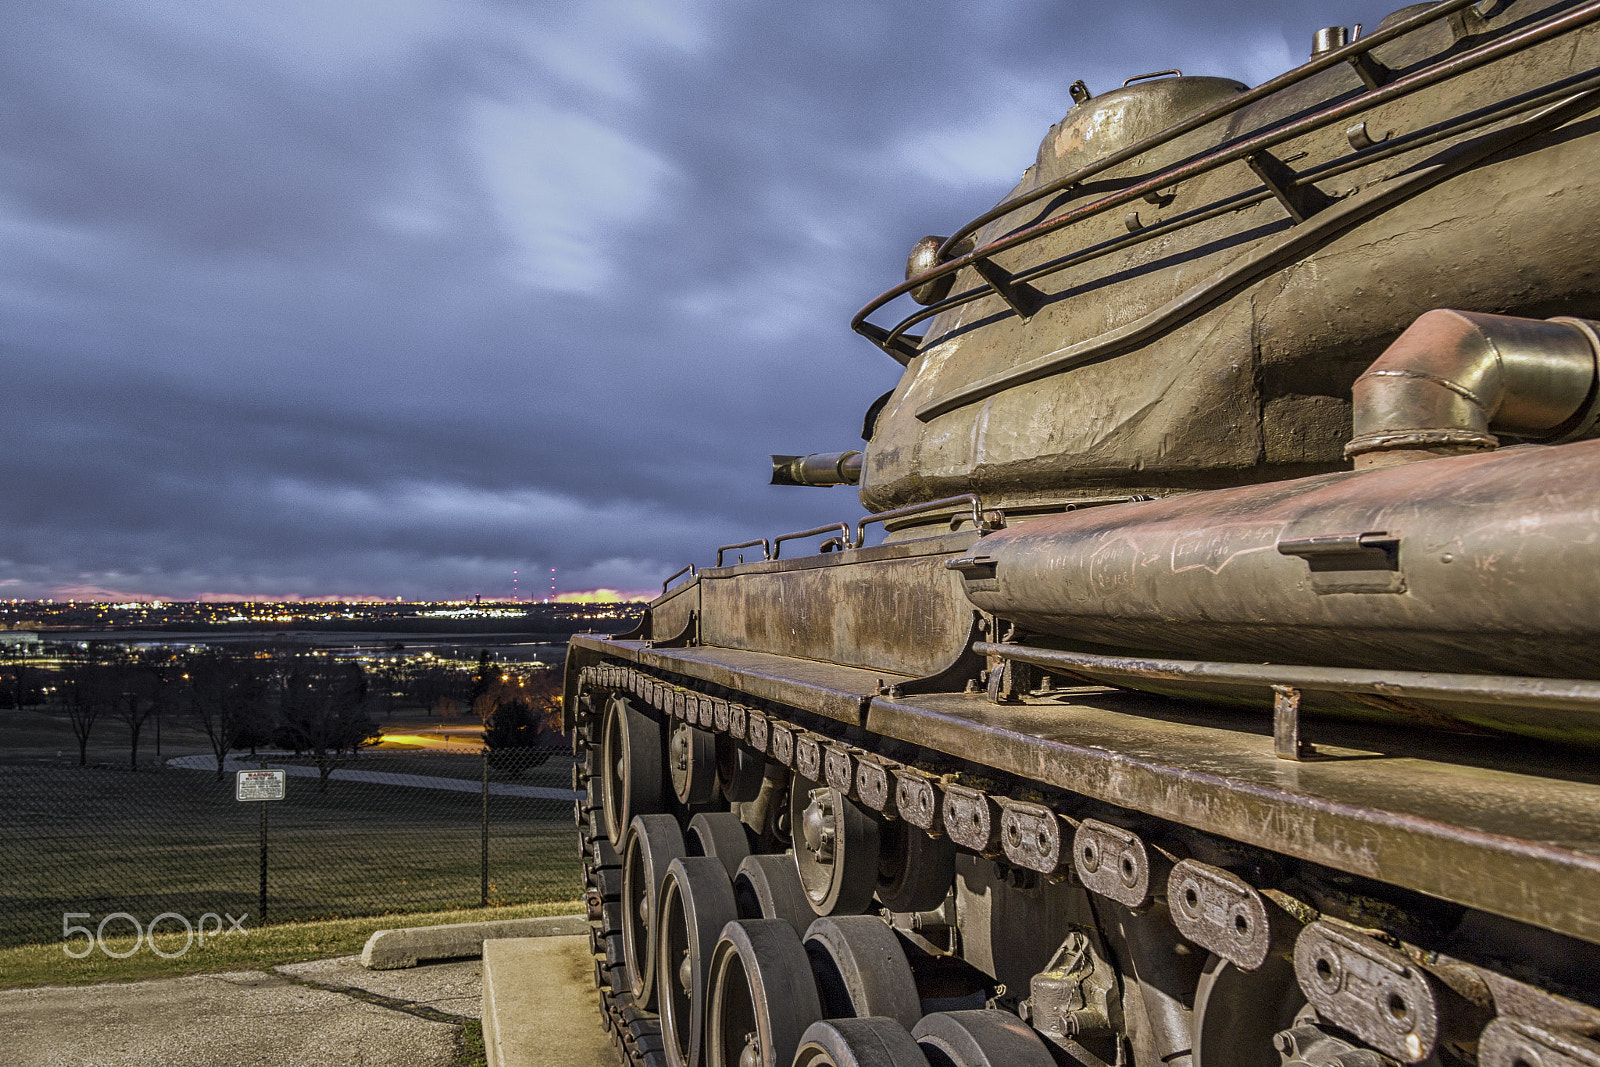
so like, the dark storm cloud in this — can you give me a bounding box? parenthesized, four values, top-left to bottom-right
(0, 0, 1395, 600)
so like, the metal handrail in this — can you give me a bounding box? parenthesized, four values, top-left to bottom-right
(662, 563, 697, 593)
(716, 539, 772, 566)
(938, 0, 1479, 258)
(772, 523, 850, 559)
(852, 494, 993, 548)
(861, 64, 1600, 364)
(912, 83, 1600, 421)
(852, 0, 1600, 362)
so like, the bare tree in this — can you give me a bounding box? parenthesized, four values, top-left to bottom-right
(275, 659, 379, 791)
(184, 650, 268, 780)
(58, 649, 120, 766)
(104, 649, 172, 772)
(1, 641, 34, 708)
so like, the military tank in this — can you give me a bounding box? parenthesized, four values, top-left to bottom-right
(566, 2, 1600, 1065)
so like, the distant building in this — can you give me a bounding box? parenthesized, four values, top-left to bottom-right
(0, 631, 40, 647)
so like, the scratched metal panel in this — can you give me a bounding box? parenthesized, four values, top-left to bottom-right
(699, 542, 976, 678)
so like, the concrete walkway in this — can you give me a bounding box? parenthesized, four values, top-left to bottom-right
(0, 938, 617, 1066)
(0, 966, 461, 1067)
(166, 753, 581, 800)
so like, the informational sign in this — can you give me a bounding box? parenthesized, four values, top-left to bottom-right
(235, 769, 287, 802)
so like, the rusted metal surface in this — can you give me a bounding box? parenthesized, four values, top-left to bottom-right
(697, 532, 978, 678)
(863, 688, 1600, 946)
(958, 440, 1600, 714)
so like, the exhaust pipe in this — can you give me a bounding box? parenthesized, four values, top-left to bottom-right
(1345, 309, 1600, 468)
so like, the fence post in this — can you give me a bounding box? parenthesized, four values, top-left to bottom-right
(480, 749, 489, 907)
(259, 762, 269, 925)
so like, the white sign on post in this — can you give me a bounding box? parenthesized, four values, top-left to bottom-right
(236, 769, 287, 802)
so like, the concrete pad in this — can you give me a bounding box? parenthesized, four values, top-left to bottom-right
(0, 969, 457, 1067)
(280, 954, 484, 1018)
(482, 936, 619, 1067)
(361, 913, 587, 969)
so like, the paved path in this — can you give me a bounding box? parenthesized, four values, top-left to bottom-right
(0, 943, 616, 1066)
(166, 754, 580, 800)
(0, 966, 461, 1067)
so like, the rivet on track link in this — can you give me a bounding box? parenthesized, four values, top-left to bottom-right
(999, 800, 1071, 877)
(746, 712, 770, 754)
(824, 746, 855, 796)
(795, 734, 824, 780)
(893, 771, 944, 836)
(769, 723, 796, 767)
(941, 784, 1001, 855)
(854, 757, 895, 816)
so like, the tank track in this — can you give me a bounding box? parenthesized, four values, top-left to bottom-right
(571, 658, 1600, 1067)
(576, 724, 666, 1066)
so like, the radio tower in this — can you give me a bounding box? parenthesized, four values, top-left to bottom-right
(550, 568, 556, 603)
(511, 570, 518, 602)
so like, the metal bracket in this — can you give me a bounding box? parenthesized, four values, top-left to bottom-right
(1246, 149, 1334, 222)
(942, 784, 1002, 855)
(644, 609, 697, 650)
(855, 321, 923, 366)
(1347, 50, 1395, 89)
(894, 771, 944, 835)
(1278, 531, 1405, 594)
(823, 745, 856, 796)
(1167, 860, 1278, 969)
(888, 613, 989, 699)
(971, 257, 1046, 321)
(1000, 800, 1073, 877)
(609, 606, 652, 642)
(1273, 685, 1314, 760)
(855, 757, 894, 816)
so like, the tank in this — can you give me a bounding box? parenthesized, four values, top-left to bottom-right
(566, 4, 1600, 1066)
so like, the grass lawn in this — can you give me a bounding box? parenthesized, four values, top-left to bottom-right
(0, 899, 582, 989)
(0, 751, 582, 949)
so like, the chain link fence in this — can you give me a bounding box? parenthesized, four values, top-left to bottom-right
(0, 748, 581, 949)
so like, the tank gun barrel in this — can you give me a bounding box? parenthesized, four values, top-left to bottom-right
(770, 451, 863, 487)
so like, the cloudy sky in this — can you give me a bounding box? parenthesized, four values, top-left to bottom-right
(0, 0, 1394, 602)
